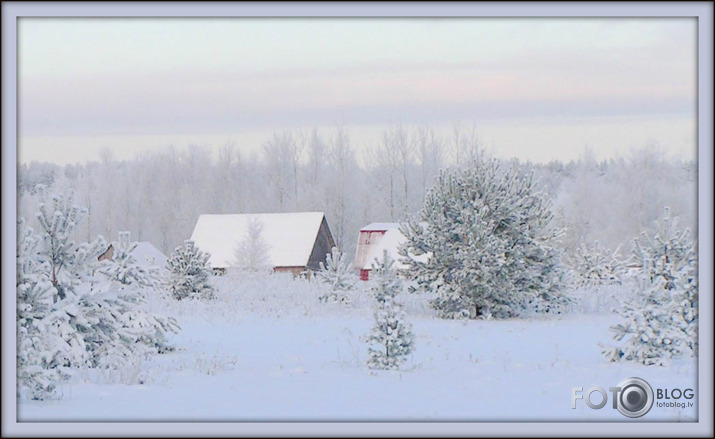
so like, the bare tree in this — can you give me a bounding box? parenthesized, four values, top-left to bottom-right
(262, 130, 305, 212)
(368, 127, 401, 219)
(414, 125, 443, 201)
(325, 126, 358, 253)
(305, 128, 327, 211)
(17, 129, 696, 272)
(450, 122, 482, 166)
(213, 141, 242, 213)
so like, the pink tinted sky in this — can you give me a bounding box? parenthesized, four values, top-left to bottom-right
(18, 18, 697, 164)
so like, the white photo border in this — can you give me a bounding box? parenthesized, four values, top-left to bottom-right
(2, 1, 712, 437)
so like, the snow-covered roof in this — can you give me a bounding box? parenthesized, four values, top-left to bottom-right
(131, 242, 167, 269)
(360, 222, 401, 232)
(190, 212, 327, 269)
(366, 228, 409, 270)
(356, 222, 430, 270)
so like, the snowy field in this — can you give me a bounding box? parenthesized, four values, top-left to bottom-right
(18, 274, 697, 422)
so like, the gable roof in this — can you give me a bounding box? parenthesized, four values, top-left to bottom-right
(131, 242, 167, 269)
(356, 222, 429, 270)
(355, 223, 405, 270)
(190, 212, 327, 269)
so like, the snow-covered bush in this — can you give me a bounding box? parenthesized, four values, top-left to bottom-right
(98, 231, 159, 287)
(603, 208, 698, 365)
(569, 240, 625, 288)
(315, 246, 358, 303)
(17, 190, 178, 400)
(365, 252, 415, 370)
(165, 240, 215, 301)
(400, 155, 567, 319)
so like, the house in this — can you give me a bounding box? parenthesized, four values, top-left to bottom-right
(131, 242, 168, 270)
(190, 212, 336, 276)
(354, 223, 409, 281)
(98, 244, 114, 262)
(354, 222, 431, 281)
(97, 239, 167, 270)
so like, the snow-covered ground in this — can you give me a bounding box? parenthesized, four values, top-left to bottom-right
(17, 274, 697, 422)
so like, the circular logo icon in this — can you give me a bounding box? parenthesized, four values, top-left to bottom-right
(616, 377, 654, 418)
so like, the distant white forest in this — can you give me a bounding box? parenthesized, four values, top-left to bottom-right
(17, 125, 697, 260)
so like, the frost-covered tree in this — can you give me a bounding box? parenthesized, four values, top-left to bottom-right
(569, 240, 625, 288)
(18, 198, 103, 399)
(315, 246, 357, 303)
(603, 208, 698, 365)
(166, 240, 215, 300)
(18, 133, 696, 268)
(98, 231, 159, 287)
(232, 218, 271, 274)
(17, 218, 68, 399)
(34, 186, 102, 300)
(68, 280, 177, 369)
(400, 155, 567, 319)
(17, 193, 178, 400)
(365, 252, 415, 370)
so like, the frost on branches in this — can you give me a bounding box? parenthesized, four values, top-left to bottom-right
(232, 218, 272, 275)
(17, 218, 67, 400)
(34, 187, 97, 301)
(400, 156, 567, 319)
(603, 208, 698, 366)
(166, 240, 215, 300)
(17, 188, 178, 400)
(569, 240, 625, 288)
(365, 252, 415, 370)
(315, 246, 357, 303)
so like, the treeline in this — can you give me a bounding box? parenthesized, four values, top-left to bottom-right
(17, 126, 696, 261)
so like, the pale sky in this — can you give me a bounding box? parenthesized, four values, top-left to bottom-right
(17, 18, 697, 164)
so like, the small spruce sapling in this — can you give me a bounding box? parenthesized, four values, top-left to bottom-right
(602, 208, 698, 365)
(166, 240, 215, 300)
(316, 246, 358, 303)
(570, 240, 625, 288)
(365, 251, 415, 370)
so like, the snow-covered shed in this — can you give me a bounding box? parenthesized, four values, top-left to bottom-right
(354, 223, 410, 281)
(131, 242, 168, 270)
(354, 222, 431, 281)
(190, 212, 336, 275)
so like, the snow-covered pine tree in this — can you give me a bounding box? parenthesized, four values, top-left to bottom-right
(570, 240, 625, 288)
(400, 155, 567, 319)
(166, 240, 215, 300)
(365, 251, 415, 370)
(19, 189, 103, 380)
(232, 218, 272, 275)
(674, 257, 698, 355)
(315, 246, 357, 303)
(17, 218, 73, 399)
(17, 191, 179, 400)
(34, 185, 95, 300)
(98, 231, 159, 287)
(603, 208, 698, 365)
(67, 280, 178, 369)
